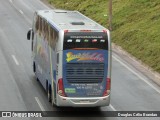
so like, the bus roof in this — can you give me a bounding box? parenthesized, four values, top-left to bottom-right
(37, 9, 106, 31)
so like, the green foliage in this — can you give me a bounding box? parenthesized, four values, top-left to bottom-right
(112, 0, 160, 72)
(48, 0, 108, 27)
(48, 0, 160, 72)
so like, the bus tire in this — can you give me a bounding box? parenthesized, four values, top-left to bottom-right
(48, 84, 52, 102)
(36, 77, 39, 81)
(33, 62, 36, 73)
(52, 101, 59, 108)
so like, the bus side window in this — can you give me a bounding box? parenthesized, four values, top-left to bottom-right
(48, 25, 50, 47)
(44, 21, 48, 41)
(46, 24, 49, 42)
(54, 30, 58, 43)
(35, 16, 39, 31)
(50, 28, 54, 49)
(39, 17, 42, 36)
(42, 19, 45, 37)
(52, 29, 55, 49)
(49, 26, 58, 50)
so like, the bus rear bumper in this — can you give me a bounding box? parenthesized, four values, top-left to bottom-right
(56, 95, 110, 107)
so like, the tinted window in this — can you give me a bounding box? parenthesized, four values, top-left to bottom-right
(63, 32, 108, 50)
(49, 26, 58, 49)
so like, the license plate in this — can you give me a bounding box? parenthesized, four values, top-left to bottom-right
(80, 100, 90, 103)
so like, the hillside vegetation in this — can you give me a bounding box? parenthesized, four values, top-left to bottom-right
(48, 0, 160, 73)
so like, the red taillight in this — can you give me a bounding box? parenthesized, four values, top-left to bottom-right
(57, 78, 66, 97)
(80, 30, 92, 32)
(103, 78, 111, 96)
(103, 30, 107, 33)
(64, 30, 68, 33)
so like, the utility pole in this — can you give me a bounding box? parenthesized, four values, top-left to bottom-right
(108, 0, 112, 31)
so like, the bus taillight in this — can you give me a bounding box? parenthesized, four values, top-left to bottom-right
(57, 78, 66, 97)
(103, 30, 107, 33)
(80, 30, 91, 32)
(103, 78, 111, 96)
(64, 30, 68, 33)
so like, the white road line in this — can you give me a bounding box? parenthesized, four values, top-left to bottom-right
(35, 97, 45, 111)
(109, 104, 116, 111)
(19, 10, 23, 15)
(11, 55, 19, 65)
(9, 0, 32, 25)
(113, 55, 160, 94)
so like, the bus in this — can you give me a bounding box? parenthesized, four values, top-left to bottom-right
(27, 10, 111, 107)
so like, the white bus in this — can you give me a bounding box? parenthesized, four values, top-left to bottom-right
(27, 10, 111, 107)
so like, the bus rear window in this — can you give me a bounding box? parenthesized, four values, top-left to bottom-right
(63, 32, 108, 50)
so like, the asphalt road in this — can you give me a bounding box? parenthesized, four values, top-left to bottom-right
(0, 0, 160, 120)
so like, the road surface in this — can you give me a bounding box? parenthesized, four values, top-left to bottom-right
(0, 0, 160, 120)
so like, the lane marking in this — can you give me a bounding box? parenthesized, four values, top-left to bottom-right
(19, 10, 24, 15)
(35, 97, 45, 111)
(9, 0, 32, 25)
(113, 55, 160, 94)
(109, 104, 116, 111)
(12, 55, 19, 65)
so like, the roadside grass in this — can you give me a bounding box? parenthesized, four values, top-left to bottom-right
(48, 0, 160, 73)
(48, 0, 108, 27)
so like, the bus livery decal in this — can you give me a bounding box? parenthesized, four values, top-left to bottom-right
(66, 52, 104, 62)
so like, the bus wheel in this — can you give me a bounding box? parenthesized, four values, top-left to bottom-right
(33, 62, 36, 73)
(48, 85, 52, 102)
(52, 100, 59, 108)
(36, 77, 39, 81)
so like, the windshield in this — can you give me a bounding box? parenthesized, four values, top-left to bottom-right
(63, 32, 108, 50)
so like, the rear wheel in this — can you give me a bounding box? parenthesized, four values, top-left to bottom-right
(51, 83, 57, 107)
(48, 90, 51, 102)
(52, 99, 59, 109)
(33, 62, 36, 73)
(33, 62, 39, 81)
(36, 77, 39, 81)
(47, 83, 52, 102)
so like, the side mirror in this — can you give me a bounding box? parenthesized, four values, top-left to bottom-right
(27, 28, 33, 40)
